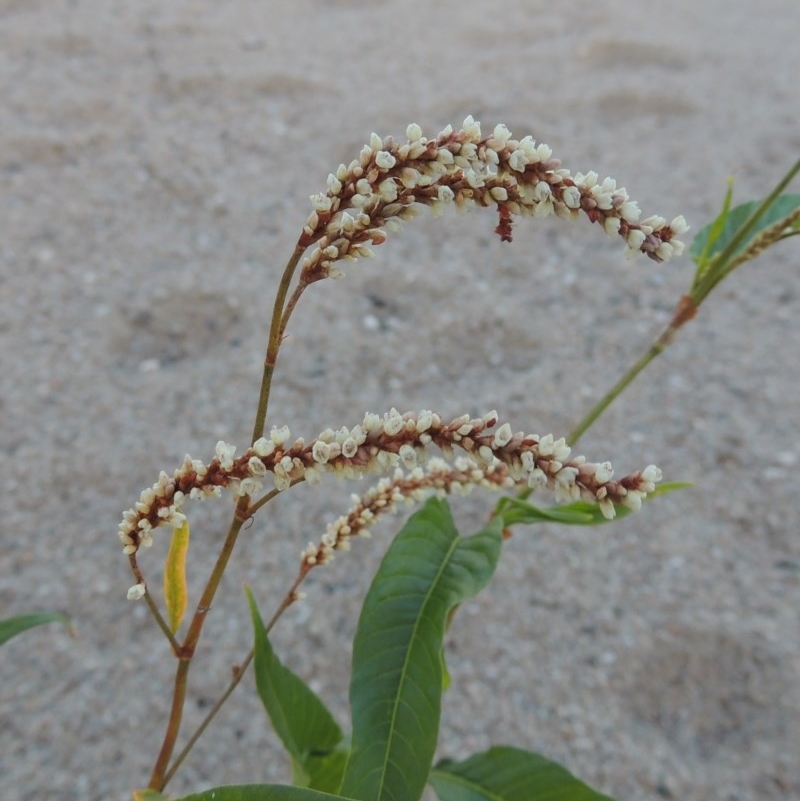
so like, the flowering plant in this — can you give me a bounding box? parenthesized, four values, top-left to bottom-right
(3, 118, 798, 801)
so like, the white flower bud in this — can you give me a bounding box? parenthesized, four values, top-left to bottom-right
(492, 423, 513, 448)
(270, 425, 291, 447)
(310, 193, 333, 212)
(406, 123, 423, 141)
(562, 185, 582, 209)
(326, 173, 342, 194)
(127, 583, 146, 601)
(642, 465, 663, 483)
(375, 151, 396, 170)
(248, 456, 267, 477)
(594, 461, 614, 484)
(599, 499, 616, 520)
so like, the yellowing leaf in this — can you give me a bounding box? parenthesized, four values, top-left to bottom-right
(131, 789, 169, 801)
(164, 518, 190, 634)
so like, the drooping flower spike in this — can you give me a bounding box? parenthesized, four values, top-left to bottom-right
(118, 409, 661, 556)
(300, 457, 517, 568)
(298, 116, 688, 284)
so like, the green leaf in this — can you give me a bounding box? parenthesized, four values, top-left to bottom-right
(303, 746, 350, 795)
(498, 482, 691, 529)
(429, 746, 619, 801)
(172, 785, 359, 801)
(340, 497, 503, 801)
(0, 612, 73, 646)
(164, 518, 191, 633)
(690, 192, 800, 267)
(692, 176, 735, 272)
(246, 586, 344, 790)
(498, 498, 610, 528)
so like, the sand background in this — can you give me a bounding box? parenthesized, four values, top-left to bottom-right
(1, 1, 799, 799)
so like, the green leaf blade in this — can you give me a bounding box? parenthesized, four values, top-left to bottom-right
(246, 587, 344, 788)
(690, 193, 800, 266)
(429, 746, 620, 801)
(340, 498, 503, 801)
(499, 482, 690, 529)
(498, 498, 608, 528)
(0, 612, 73, 646)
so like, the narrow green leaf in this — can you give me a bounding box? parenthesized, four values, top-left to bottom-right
(0, 612, 73, 646)
(690, 193, 800, 266)
(429, 746, 619, 801)
(692, 176, 735, 271)
(340, 497, 503, 801)
(498, 482, 690, 529)
(164, 518, 190, 633)
(246, 586, 344, 789)
(649, 480, 693, 496)
(172, 784, 358, 801)
(498, 498, 601, 528)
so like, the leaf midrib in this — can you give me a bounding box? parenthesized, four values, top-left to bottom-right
(373, 530, 459, 799)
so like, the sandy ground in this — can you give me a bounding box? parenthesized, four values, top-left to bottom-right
(1, 1, 799, 800)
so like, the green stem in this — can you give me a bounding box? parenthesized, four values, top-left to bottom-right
(247, 477, 305, 518)
(251, 244, 306, 444)
(566, 294, 697, 448)
(566, 339, 665, 447)
(150, 242, 312, 790)
(181, 501, 250, 654)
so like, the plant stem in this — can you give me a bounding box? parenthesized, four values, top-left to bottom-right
(147, 497, 250, 790)
(149, 241, 311, 790)
(566, 295, 697, 447)
(251, 244, 305, 444)
(161, 650, 254, 788)
(148, 658, 190, 789)
(160, 565, 311, 787)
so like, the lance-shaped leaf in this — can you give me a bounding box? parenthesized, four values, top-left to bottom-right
(429, 746, 619, 801)
(498, 498, 618, 527)
(172, 784, 360, 801)
(498, 482, 691, 528)
(246, 586, 345, 790)
(690, 192, 800, 268)
(340, 497, 503, 801)
(0, 612, 73, 646)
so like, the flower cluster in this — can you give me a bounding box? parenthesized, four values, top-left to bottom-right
(118, 409, 662, 556)
(297, 117, 688, 283)
(301, 457, 516, 568)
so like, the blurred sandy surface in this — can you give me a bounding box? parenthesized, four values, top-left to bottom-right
(1, 1, 799, 799)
